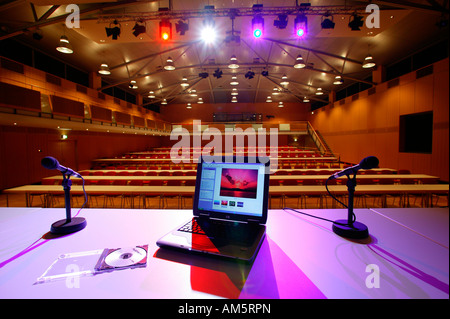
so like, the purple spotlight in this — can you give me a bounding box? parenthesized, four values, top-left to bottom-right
(294, 15, 307, 37)
(252, 15, 264, 38)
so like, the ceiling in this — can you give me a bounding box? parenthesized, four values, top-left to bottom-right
(0, 0, 448, 108)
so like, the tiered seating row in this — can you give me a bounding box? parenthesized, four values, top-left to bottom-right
(3, 146, 447, 210)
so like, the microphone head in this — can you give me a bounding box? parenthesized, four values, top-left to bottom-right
(359, 156, 379, 170)
(41, 156, 59, 170)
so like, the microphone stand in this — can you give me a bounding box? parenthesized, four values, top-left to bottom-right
(332, 174, 369, 239)
(50, 173, 87, 234)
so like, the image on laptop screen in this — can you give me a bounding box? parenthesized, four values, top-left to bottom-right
(196, 160, 268, 218)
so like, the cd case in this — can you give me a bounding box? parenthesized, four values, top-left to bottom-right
(35, 245, 148, 285)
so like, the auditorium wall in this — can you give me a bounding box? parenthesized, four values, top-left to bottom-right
(307, 58, 449, 182)
(0, 125, 161, 190)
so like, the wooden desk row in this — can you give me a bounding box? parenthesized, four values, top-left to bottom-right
(4, 184, 448, 209)
(92, 157, 338, 164)
(81, 168, 397, 175)
(43, 174, 439, 184)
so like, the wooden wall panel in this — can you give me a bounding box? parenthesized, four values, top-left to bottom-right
(51, 95, 84, 118)
(0, 82, 41, 111)
(115, 111, 131, 126)
(0, 125, 162, 190)
(308, 58, 449, 182)
(90, 105, 112, 122)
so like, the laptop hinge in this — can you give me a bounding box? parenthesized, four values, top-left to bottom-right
(199, 212, 210, 217)
(247, 219, 260, 224)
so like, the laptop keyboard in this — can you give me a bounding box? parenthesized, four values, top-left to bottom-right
(178, 219, 206, 235)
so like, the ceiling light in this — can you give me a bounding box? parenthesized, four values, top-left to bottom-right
(132, 21, 146, 37)
(348, 14, 364, 31)
(186, 103, 192, 109)
(228, 55, 239, 69)
(280, 75, 289, 86)
(189, 89, 197, 97)
(161, 99, 167, 105)
(231, 96, 238, 103)
(252, 15, 264, 38)
(105, 20, 121, 40)
(164, 57, 175, 70)
(129, 80, 138, 89)
(274, 14, 288, 29)
(148, 91, 155, 98)
(56, 35, 73, 54)
(294, 55, 306, 68)
(230, 76, 239, 85)
(175, 20, 189, 35)
(362, 54, 376, 68)
(294, 14, 308, 37)
(180, 77, 189, 87)
(272, 87, 281, 95)
(333, 75, 344, 85)
(231, 88, 238, 96)
(266, 96, 272, 103)
(303, 96, 310, 102)
(278, 101, 284, 107)
(321, 15, 335, 29)
(98, 63, 110, 75)
(315, 87, 324, 95)
(197, 97, 204, 104)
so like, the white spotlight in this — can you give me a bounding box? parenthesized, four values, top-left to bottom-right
(201, 26, 216, 44)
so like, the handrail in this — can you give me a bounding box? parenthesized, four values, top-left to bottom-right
(307, 122, 331, 156)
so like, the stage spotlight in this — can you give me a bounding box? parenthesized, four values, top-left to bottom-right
(159, 19, 172, 41)
(274, 14, 288, 29)
(245, 70, 255, 79)
(294, 14, 307, 37)
(32, 29, 43, 40)
(105, 20, 121, 40)
(213, 68, 223, 79)
(252, 15, 264, 38)
(201, 25, 216, 43)
(175, 20, 189, 35)
(132, 21, 146, 37)
(321, 15, 335, 29)
(348, 14, 364, 31)
(261, 70, 269, 77)
(199, 72, 209, 78)
(201, 17, 216, 44)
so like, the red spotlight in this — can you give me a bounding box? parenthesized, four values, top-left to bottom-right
(159, 20, 172, 41)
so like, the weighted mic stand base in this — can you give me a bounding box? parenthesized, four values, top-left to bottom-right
(332, 219, 369, 239)
(50, 217, 87, 234)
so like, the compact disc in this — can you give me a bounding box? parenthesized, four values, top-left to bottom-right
(104, 247, 147, 268)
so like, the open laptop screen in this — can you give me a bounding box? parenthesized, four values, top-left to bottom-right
(194, 157, 269, 223)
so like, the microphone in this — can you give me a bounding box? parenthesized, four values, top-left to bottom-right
(41, 156, 82, 178)
(329, 156, 379, 180)
(40, 156, 86, 234)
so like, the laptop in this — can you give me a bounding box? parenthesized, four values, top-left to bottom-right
(157, 156, 270, 262)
